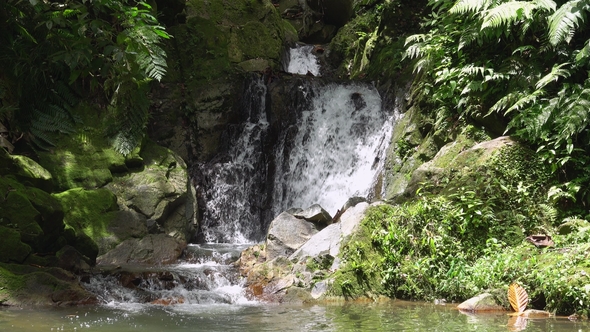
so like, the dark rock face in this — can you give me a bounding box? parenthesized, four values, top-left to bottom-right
(265, 212, 319, 260)
(96, 234, 187, 266)
(293, 204, 333, 229)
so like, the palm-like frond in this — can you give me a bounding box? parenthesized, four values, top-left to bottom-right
(450, 0, 493, 15)
(481, 2, 537, 30)
(535, 63, 571, 89)
(548, 0, 588, 45)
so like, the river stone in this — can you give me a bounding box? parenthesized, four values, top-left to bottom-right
(310, 279, 331, 299)
(96, 234, 186, 265)
(522, 309, 552, 318)
(457, 293, 505, 312)
(265, 212, 319, 260)
(293, 204, 333, 229)
(289, 202, 370, 267)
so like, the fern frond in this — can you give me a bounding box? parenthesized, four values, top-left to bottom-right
(405, 34, 427, 46)
(575, 39, 590, 63)
(450, 0, 493, 15)
(505, 89, 544, 115)
(533, 0, 557, 12)
(548, 0, 588, 46)
(489, 91, 525, 114)
(404, 43, 426, 60)
(458, 24, 481, 49)
(535, 63, 570, 90)
(481, 2, 537, 30)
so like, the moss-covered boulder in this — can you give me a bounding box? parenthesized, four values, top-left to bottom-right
(0, 175, 65, 253)
(105, 140, 196, 243)
(53, 188, 119, 263)
(0, 226, 32, 263)
(0, 263, 97, 306)
(150, 0, 297, 162)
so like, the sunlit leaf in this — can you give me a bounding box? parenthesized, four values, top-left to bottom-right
(508, 283, 528, 313)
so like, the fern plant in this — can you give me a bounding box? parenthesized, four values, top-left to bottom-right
(0, 0, 170, 154)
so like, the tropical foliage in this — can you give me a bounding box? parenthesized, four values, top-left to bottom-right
(0, 0, 169, 153)
(404, 0, 590, 216)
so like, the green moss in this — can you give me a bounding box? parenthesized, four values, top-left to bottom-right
(0, 191, 43, 245)
(0, 265, 26, 304)
(35, 102, 141, 191)
(52, 188, 119, 263)
(10, 155, 53, 192)
(330, 207, 387, 299)
(0, 226, 32, 263)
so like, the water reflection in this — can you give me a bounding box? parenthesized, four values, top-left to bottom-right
(0, 301, 587, 331)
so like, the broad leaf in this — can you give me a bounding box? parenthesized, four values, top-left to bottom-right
(508, 283, 528, 313)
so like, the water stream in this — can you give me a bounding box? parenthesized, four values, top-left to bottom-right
(8, 45, 581, 332)
(1, 301, 587, 331)
(195, 44, 393, 243)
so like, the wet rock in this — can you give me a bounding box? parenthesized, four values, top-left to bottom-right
(293, 204, 333, 229)
(0, 265, 97, 306)
(265, 212, 319, 260)
(0, 226, 32, 263)
(310, 279, 331, 299)
(55, 245, 90, 274)
(457, 293, 505, 312)
(522, 309, 552, 318)
(281, 286, 314, 304)
(96, 234, 186, 265)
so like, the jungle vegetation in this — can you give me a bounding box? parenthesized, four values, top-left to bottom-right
(331, 0, 590, 316)
(0, 0, 169, 154)
(404, 0, 590, 213)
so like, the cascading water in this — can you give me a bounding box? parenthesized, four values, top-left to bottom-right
(84, 244, 253, 309)
(272, 82, 393, 216)
(286, 44, 321, 76)
(195, 78, 270, 244)
(194, 45, 394, 243)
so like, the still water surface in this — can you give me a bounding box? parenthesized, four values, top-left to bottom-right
(1, 300, 586, 332)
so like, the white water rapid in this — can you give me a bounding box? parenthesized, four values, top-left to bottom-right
(286, 44, 321, 76)
(195, 46, 394, 243)
(84, 244, 253, 309)
(272, 83, 393, 216)
(196, 78, 270, 244)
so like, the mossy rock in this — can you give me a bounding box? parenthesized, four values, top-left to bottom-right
(0, 190, 43, 247)
(10, 155, 53, 192)
(53, 188, 119, 263)
(0, 175, 66, 252)
(36, 104, 134, 191)
(0, 263, 96, 306)
(0, 226, 32, 263)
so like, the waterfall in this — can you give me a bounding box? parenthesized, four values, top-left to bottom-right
(195, 77, 270, 244)
(286, 44, 321, 76)
(84, 244, 253, 308)
(194, 46, 394, 244)
(272, 82, 393, 216)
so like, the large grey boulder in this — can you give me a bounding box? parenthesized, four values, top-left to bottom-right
(293, 204, 333, 229)
(265, 212, 319, 260)
(289, 202, 370, 266)
(105, 141, 196, 244)
(96, 234, 186, 266)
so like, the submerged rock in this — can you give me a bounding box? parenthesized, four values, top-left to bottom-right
(457, 293, 505, 312)
(96, 234, 186, 266)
